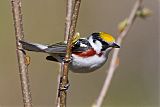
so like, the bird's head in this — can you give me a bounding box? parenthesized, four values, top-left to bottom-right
(88, 32, 120, 54)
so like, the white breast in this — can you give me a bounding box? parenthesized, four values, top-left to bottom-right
(70, 54, 107, 73)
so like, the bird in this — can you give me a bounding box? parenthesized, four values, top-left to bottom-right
(19, 32, 120, 73)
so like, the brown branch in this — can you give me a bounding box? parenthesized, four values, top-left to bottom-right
(56, 0, 73, 107)
(11, 0, 33, 107)
(93, 0, 143, 107)
(64, 0, 74, 41)
(57, 0, 81, 107)
(56, 0, 73, 106)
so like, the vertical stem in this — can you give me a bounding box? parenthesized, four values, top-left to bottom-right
(64, 0, 73, 41)
(57, 0, 81, 107)
(93, 0, 143, 107)
(56, 0, 73, 106)
(11, 0, 33, 107)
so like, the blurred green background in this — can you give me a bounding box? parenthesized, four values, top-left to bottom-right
(0, 0, 159, 107)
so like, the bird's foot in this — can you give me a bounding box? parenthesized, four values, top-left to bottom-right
(63, 56, 73, 63)
(59, 77, 70, 91)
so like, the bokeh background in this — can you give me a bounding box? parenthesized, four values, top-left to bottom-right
(0, 0, 159, 107)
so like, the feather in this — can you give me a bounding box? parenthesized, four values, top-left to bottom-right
(20, 39, 93, 55)
(19, 40, 47, 52)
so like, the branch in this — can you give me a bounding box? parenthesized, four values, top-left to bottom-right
(56, 0, 81, 107)
(93, 0, 143, 107)
(64, 0, 73, 41)
(11, 0, 33, 107)
(56, 0, 73, 106)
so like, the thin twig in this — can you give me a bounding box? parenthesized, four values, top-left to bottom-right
(11, 0, 33, 107)
(64, 0, 74, 41)
(93, 0, 143, 107)
(57, 0, 81, 107)
(56, 0, 73, 106)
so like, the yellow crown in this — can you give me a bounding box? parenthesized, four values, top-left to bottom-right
(99, 32, 115, 43)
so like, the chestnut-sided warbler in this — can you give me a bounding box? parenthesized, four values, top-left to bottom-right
(20, 32, 120, 73)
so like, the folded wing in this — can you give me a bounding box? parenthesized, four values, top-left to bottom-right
(19, 39, 92, 54)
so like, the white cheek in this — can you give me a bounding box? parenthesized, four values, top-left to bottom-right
(95, 41, 102, 53)
(88, 37, 102, 54)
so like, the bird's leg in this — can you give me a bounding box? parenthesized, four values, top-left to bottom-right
(62, 56, 73, 63)
(18, 48, 31, 66)
(58, 76, 70, 91)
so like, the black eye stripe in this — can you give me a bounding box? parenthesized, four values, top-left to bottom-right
(101, 41, 109, 45)
(101, 41, 109, 51)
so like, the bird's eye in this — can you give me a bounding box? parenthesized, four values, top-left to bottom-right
(93, 39, 96, 43)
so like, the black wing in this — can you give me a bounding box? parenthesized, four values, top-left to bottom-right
(45, 38, 92, 53)
(72, 38, 92, 53)
(46, 39, 92, 53)
(20, 39, 92, 54)
(46, 39, 92, 62)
